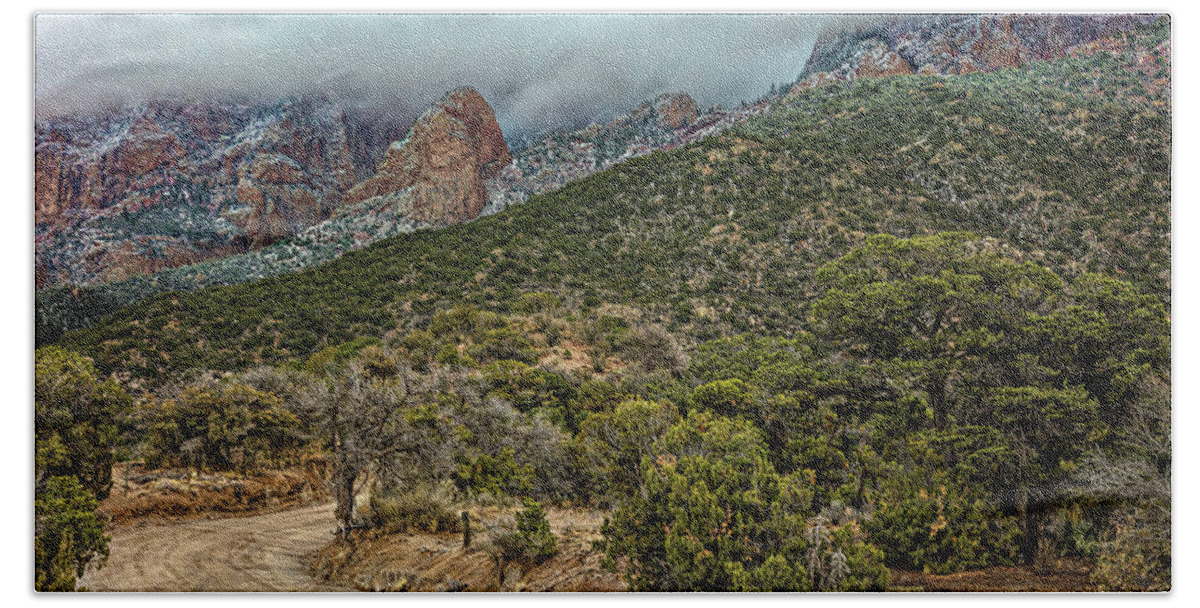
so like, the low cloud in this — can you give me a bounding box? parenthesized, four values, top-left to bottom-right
(36, 13, 828, 140)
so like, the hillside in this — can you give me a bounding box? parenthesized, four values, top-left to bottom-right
(36, 92, 771, 345)
(54, 19, 1169, 386)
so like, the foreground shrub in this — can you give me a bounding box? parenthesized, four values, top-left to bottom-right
(1090, 506, 1171, 591)
(35, 476, 109, 592)
(600, 411, 888, 591)
(865, 477, 1019, 574)
(364, 484, 463, 535)
(492, 498, 559, 567)
(35, 346, 131, 500)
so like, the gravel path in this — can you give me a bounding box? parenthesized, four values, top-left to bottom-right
(79, 501, 351, 592)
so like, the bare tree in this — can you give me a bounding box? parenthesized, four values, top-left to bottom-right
(298, 362, 427, 539)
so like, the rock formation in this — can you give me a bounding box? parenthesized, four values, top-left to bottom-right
(341, 87, 511, 226)
(654, 93, 699, 129)
(794, 14, 1160, 91)
(34, 96, 376, 289)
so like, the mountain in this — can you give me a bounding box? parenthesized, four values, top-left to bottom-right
(795, 13, 1160, 90)
(51, 18, 1170, 387)
(34, 95, 413, 290)
(36, 90, 773, 344)
(486, 92, 768, 213)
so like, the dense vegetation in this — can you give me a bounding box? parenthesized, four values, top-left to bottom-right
(47, 21, 1168, 384)
(34, 20, 1169, 592)
(36, 231, 1170, 590)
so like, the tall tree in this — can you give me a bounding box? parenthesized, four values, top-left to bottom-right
(35, 347, 131, 498)
(34, 347, 128, 591)
(811, 232, 1061, 429)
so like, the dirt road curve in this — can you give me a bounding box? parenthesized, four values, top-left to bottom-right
(79, 501, 352, 592)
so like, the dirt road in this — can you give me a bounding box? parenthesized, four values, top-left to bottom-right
(79, 501, 352, 592)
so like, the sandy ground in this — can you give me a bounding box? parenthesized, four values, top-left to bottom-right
(79, 501, 352, 592)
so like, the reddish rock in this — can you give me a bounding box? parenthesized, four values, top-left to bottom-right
(793, 71, 842, 92)
(654, 93, 699, 129)
(342, 87, 510, 226)
(227, 153, 324, 245)
(35, 95, 384, 289)
(800, 14, 1159, 87)
(105, 116, 184, 178)
(853, 40, 915, 78)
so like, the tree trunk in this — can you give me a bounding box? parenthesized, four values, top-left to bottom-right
(462, 511, 472, 548)
(338, 470, 355, 541)
(1020, 494, 1042, 566)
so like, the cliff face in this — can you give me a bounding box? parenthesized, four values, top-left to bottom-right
(795, 14, 1160, 90)
(341, 87, 511, 225)
(34, 96, 384, 289)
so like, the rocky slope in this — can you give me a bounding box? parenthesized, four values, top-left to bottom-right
(36, 89, 775, 344)
(52, 17, 1171, 381)
(486, 92, 768, 213)
(37, 13, 1165, 340)
(35, 87, 750, 296)
(794, 13, 1160, 91)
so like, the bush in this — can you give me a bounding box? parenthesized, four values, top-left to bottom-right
(1090, 507, 1170, 591)
(616, 325, 688, 375)
(513, 292, 562, 314)
(865, 477, 1019, 574)
(470, 327, 538, 364)
(690, 378, 756, 420)
(492, 498, 559, 566)
(141, 382, 304, 472)
(35, 347, 132, 500)
(454, 448, 533, 497)
(600, 411, 888, 591)
(35, 476, 109, 592)
(304, 337, 383, 375)
(364, 485, 463, 535)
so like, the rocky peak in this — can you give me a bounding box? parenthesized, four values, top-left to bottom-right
(341, 86, 511, 226)
(795, 13, 1161, 91)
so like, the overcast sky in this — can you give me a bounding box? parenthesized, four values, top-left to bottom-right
(35, 13, 829, 140)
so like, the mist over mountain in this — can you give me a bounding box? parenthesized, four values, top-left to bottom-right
(36, 13, 827, 142)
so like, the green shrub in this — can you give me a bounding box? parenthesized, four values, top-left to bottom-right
(600, 411, 887, 591)
(865, 478, 1019, 574)
(435, 343, 477, 368)
(513, 292, 562, 314)
(141, 382, 303, 472)
(1090, 507, 1170, 591)
(304, 337, 383, 375)
(454, 448, 533, 498)
(493, 498, 559, 566)
(35, 476, 109, 592)
(690, 378, 756, 419)
(35, 347, 131, 500)
(470, 327, 537, 364)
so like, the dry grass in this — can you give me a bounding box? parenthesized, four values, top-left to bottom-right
(100, 462, 329, 525)
(312, 504, 624, 592)
(888, 558, 1096, 592)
